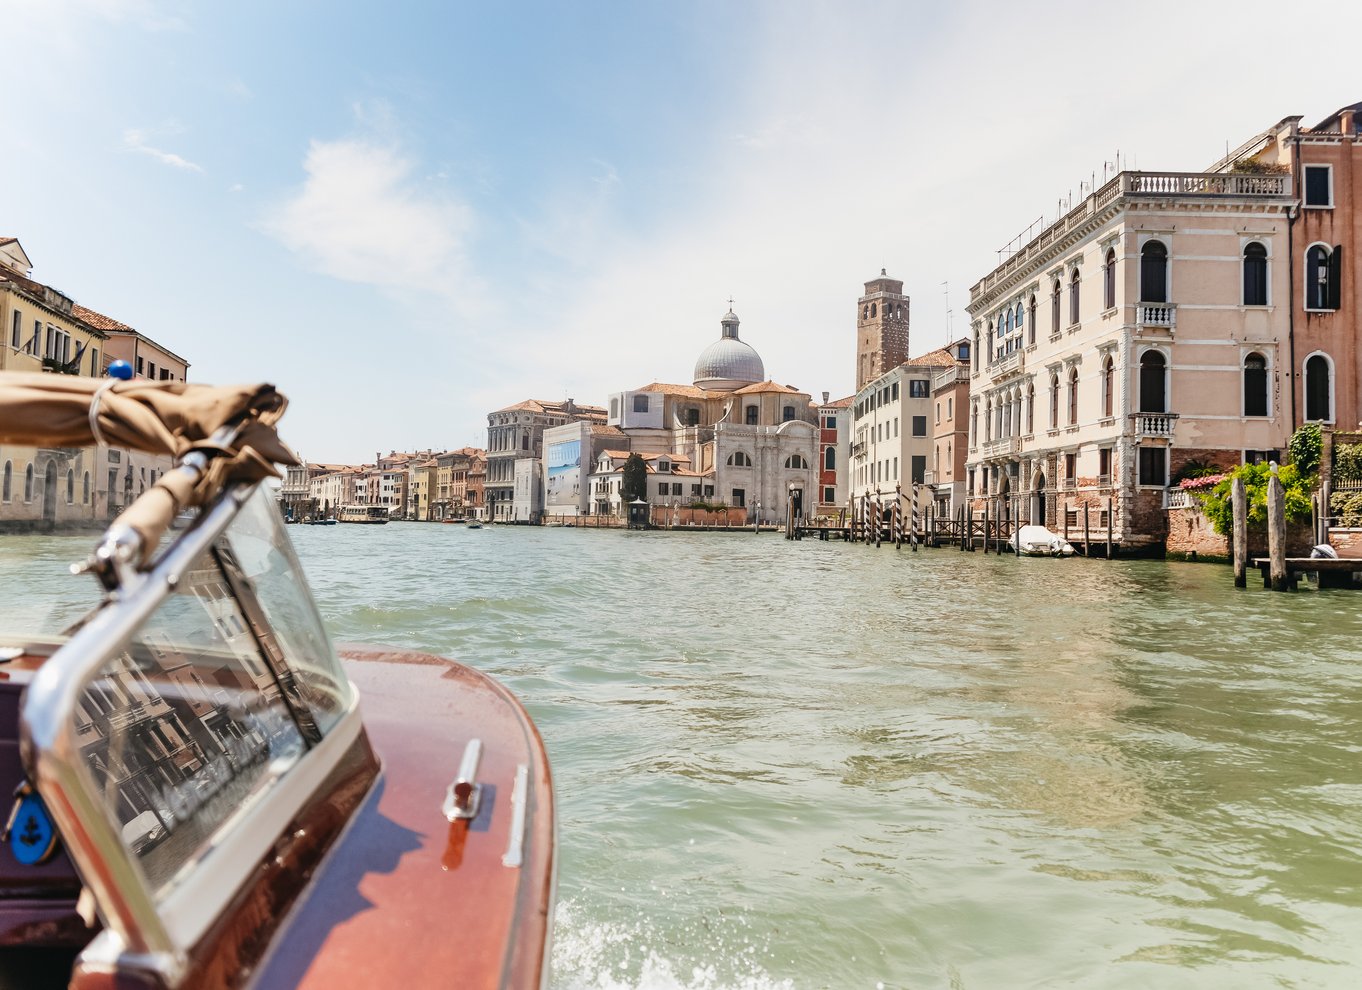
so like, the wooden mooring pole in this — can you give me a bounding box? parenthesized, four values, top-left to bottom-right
(983, 500, 991, 555)
(1267, 465, 1288, 591)
(1083, 504, 1091, 557)
(1106, 496, 1114, 559)
(1232, 475, 1248, 588)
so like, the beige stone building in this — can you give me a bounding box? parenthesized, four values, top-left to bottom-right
(851, 342, 969, 507)
(485, 400, 606, 522)
(605, 309, 819, 524)
(965, 154, 1295, 550)
(0, 240, 186, 529)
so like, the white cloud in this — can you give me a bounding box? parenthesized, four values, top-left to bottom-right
(261, 138, 483, 311)
(123, 128, 203, 172)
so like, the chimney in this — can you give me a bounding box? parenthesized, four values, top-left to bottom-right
(822, 391, 829, 404)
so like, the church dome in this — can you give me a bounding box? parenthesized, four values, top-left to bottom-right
(693, 309, 765, 391)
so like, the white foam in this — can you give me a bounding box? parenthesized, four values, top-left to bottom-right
(551, 900, 796, 990)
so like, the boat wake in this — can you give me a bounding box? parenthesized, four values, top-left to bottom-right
(552, 900, 796, 990)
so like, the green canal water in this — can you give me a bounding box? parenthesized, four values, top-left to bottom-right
(4, 524, 1361, 988)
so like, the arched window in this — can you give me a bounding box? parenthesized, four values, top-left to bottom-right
(727, 451, 752, 467)
(1051, 279, 1061, 333)
(82, 471, 90, 504)
(970, 404, 978, 445)
(1305, 244, 1339, 311)
(1028, 294, 1037, 346)
(1015, 301, 1024, 331)
(1103, 356, 1115, 418)
(1068, 368, 1079, 425)
(1068, 269, 1081, 326)
(972, 331, 980, 373)
(1026, 383, 1035, 434)
(1, 461, 9, 501)
(984, 398, 993, 441)
(66, 469, 74, 504)
(870, 303, 877, 318)
(824, 447, 835, 470)
(785, 454, 807, 469)
(1049, 373, 1059, 429)
(1305, 354, 1333, 421)
(24, 464, 34, 502)
(1243, 243, 1268, 306)
(1244, 353, 1268, 417)
(1139, 351, 1167, 413)
(1140, 241, 1168, 303)
(1103, 248, 1116, 309)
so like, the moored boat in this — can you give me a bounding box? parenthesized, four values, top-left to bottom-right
(0, 372, 555, 988)
(1009, 524, 1077, 557)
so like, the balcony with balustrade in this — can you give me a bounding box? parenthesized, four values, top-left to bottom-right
(1131, 412, 1178, 439)
(986, 349, 1024, 384)
(1136, 303, 1176, 335)
(980, 436, 1023, 459)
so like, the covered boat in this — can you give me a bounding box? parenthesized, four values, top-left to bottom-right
(0, 372, 554, 988)
(1009, 524, 1077, 557)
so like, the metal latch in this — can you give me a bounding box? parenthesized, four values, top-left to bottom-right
(442, 739, 483, 821)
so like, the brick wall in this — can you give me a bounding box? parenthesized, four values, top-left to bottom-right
(1167, 504, 1315, 561)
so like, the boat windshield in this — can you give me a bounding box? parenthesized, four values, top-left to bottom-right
(40, 486, 355, 903)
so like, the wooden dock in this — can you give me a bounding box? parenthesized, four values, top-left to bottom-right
(1251, 556, 1362, 590)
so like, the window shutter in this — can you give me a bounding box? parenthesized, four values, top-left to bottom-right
(1329, 245, 1343, 310)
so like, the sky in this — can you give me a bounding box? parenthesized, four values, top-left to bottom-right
(6, 0, 1362, 464)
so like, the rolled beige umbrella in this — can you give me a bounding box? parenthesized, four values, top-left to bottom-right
(0, 372, 299, 564)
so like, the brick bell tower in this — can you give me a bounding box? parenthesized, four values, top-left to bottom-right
(856, 269, 910, 391)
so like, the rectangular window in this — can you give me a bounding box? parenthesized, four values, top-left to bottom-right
(691, 484, 701, 496)
(823, 486, 835, 502)
(9, 310, 19, 349)
(1304, 165, 1332, 208)
(825, 415, 836, 429)
(1066, 509, 1078, 528)
(911, 455, 926, 484)
(909, 380, 929, 398)
(732, 488, 745, 507)
(136, 356, 144, 375)
(912, 416, 927, 437)
(1098, 448, 1111, 483)
(633, 394, 649, 413)
(891, 383, 899, 401)
(657, 482, 667, 496)
(671, 483, 682, 496)
(704, 485, 714, 497)
(745, 406, 758, 425)
(893, 457, 898, 479)
(1138, 447, 1166, 486)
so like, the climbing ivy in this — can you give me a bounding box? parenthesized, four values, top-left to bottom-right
(1198, 462, 1313, 537)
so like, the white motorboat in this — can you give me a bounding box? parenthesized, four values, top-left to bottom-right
(1010, 524, 1077, 557)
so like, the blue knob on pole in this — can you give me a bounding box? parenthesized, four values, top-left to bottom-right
(107, 360, 133, 380)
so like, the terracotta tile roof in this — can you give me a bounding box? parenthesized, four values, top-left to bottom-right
(635, 382, 710, 399)
(903, 347, 958, 367)
(822, 395, 854, 408)
(71, 304, 133, 333)
(591, 424, 627, 437)
(494, 398, 608, 417)
(732, 380, 806, 395)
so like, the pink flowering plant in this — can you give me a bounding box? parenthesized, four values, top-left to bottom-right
(1179, 473, 1228, 492)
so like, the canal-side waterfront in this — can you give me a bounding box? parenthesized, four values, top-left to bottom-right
(6, 523, 1362, 988)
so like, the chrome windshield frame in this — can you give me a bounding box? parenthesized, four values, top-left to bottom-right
(19, 479, 363, 985)
(18, 482, 255, 979)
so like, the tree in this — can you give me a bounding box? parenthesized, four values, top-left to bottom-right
(620, 453, 648, 505)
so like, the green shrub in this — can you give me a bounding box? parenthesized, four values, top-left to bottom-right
(1200, 462, 1313, 537)
(1330, 491, 1362, 527)
(1335, 444, 1362, 483)
(1289, 423, 1323, 476)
